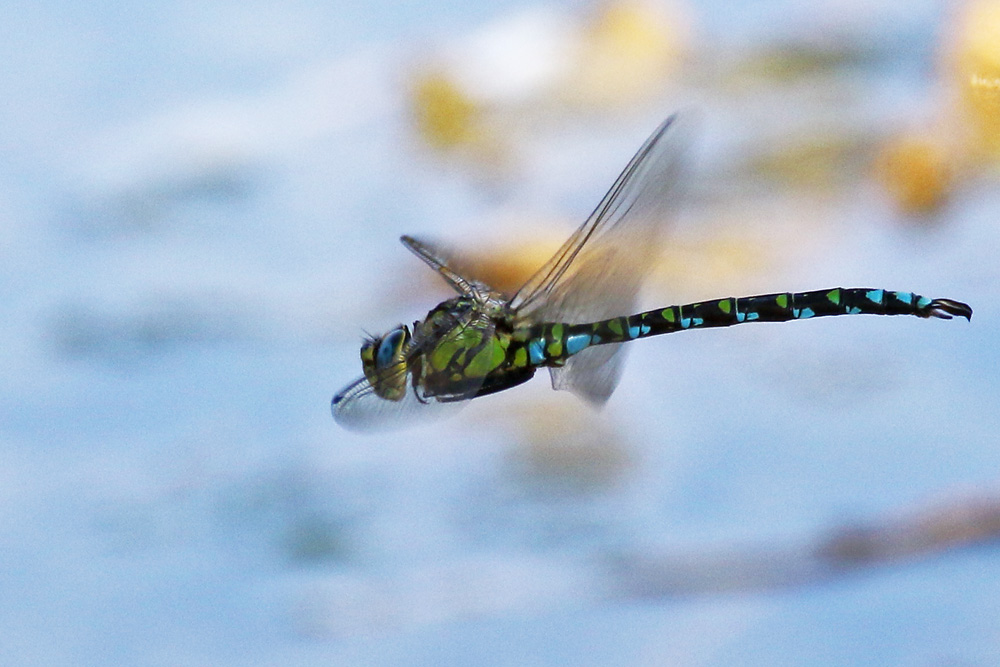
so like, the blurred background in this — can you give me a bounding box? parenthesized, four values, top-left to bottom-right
(1, 0, 999, 664)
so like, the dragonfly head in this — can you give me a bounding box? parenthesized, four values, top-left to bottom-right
(360, 325, 412, 400)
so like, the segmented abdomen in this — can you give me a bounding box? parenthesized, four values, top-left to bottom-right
(525, 288, 971, 366)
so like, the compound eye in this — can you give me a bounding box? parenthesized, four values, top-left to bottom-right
(376, 328, 405, 369)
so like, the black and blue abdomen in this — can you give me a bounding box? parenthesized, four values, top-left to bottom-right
(522, 288, 971, 367)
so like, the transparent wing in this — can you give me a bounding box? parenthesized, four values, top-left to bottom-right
(509, 115, 691, 403)
(332, 374, 457, 432)
(401, 235, 506, 300)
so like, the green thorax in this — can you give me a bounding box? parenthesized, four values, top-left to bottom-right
(411, 294, 540, 400)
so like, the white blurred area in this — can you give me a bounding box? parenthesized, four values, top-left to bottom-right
(1, 0, 999, 665)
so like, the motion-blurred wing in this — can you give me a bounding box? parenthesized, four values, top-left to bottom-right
(509, 115, 691, 402)
(331, 373, 458, 432)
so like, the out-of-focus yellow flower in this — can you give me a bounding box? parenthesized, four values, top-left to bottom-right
(568, 0, 689, 106)
(949, 0, 1000, 159)
(410, 70, 483, 150)
(875, 134, 954, 214)
(407, 2, 689, 154)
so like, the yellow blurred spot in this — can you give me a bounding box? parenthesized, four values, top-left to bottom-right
(406, 230, 565, 297)
(950, 0, 1000, 157)
(649, 232, 773, 298)
(875, 135, 953, 214)
(411, 71, 482, 150)
(509, 399, 631, 492)
(748, 131, 868, 191)
(465, 236, 563, 295)
(569, 0, 687, 105)
(727, 43, 872, 86)
(971, 73, 1000, 91)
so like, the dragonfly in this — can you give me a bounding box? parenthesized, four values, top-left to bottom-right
(332, 115, 972, 431)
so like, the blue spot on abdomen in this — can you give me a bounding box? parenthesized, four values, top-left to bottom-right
(528, 339, 546, 364)
(565, 333, 591, 355)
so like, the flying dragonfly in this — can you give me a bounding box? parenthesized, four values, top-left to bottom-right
(332, 115, 972, 431)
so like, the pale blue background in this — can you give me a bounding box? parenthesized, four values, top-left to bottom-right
(1, 1, 997, 665)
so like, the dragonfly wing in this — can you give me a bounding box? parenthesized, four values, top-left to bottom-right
(550, 342, 624, 403)
(331, 369, 471, 432)
(401, 235, 502, 298)
(332, 374, 451, 432)
(510, 115, 692, 402)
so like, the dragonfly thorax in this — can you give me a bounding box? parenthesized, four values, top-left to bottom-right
(416, 292, 505, 336)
